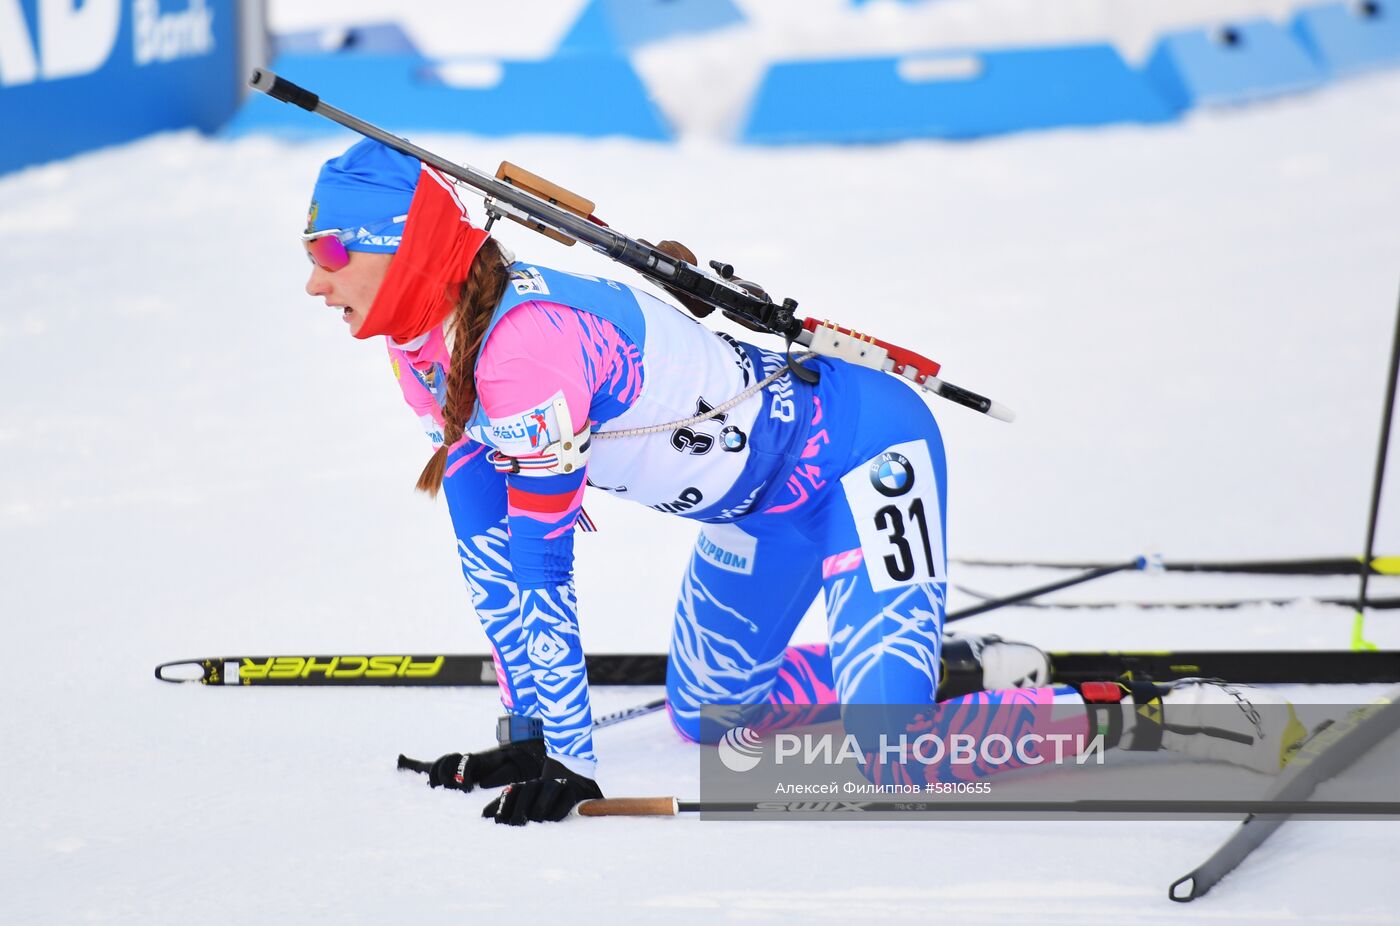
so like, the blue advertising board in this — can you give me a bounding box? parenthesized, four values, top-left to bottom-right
(557, 0, 745, 53)
(1292, 1, 1400, 76)
(0, 0, 251, 175)
(742, 45, 1179, 144)
(1144, 19, 1326, 108)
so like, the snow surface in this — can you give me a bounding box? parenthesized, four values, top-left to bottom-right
(4, 2, 1400, 922)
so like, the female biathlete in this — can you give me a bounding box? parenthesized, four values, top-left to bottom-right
(299, 140, 1303, 825)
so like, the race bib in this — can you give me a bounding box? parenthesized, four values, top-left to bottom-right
(839, 439, 946, 592)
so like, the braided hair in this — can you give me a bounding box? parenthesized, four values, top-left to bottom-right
(415, 236, 510, 496)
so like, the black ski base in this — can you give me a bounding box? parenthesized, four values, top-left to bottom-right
(1048, 650, 1400, 686)
(156, 649, 1400, 688)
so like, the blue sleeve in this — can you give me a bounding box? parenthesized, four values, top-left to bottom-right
(506, 466, 597, 773)
(440, 442, 540, 722)
(443, 442, 598, 773)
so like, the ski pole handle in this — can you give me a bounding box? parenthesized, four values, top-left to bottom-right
(249, 68, 319, 111)
(397, 754, 433, 774)
(575, 797, 680, 817)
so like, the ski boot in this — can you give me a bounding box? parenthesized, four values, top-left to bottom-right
(939, 633, 1052, 700)
(1082, 678, 1308, 774)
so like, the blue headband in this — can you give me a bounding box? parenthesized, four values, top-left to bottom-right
(306, 138, 420, 253)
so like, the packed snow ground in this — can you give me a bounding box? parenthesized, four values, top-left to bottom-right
(5, 8, 1400, 924)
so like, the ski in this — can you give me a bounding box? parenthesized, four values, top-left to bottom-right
(952, 589, 1400, 611)
(952, 555, 1400, 576)
(156, 649, 1400, 688)
(1047, 650, 1400, 686)
(154, 653, 670, 687)
(1169, 684, 1400, 902)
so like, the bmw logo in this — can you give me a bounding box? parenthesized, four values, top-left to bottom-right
(870, 452, 913, 496)
(721, 425, 747, 452)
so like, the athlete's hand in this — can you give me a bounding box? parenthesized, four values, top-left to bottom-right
(482, 758, 603, 825)
(402, 740, 546, 792)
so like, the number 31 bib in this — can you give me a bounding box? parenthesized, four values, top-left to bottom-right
(840, 438, 946, 593)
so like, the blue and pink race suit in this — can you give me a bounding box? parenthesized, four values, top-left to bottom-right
(389, 262, 1086, 780)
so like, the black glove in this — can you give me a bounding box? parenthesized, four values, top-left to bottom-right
(424, 739, 546, 792)
(481, 757, 603, 825)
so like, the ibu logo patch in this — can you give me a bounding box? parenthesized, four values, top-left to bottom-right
(487, 394, 561, 452)
(510, 267, 551, 296)
(522, 406, 551, 449)
(869, 452, 913, 497)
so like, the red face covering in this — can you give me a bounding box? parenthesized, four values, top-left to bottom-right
(354, 165, 491, 343)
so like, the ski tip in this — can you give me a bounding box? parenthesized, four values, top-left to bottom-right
(154, 659, 214, 684)
(1370, 555, 1400, 576)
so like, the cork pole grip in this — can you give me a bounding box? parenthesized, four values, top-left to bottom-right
(575, 797, 680, 817)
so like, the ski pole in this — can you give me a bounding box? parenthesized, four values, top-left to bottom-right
(951, 591, 1400, 611)
(1352, 284, 1400, 651)
(944, 557, 1149, 624)
(574, 798, 1400, 818)
(952, 553, 1400, 576)
(1170, 683, 1400, 901)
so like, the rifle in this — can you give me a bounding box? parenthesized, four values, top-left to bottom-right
(248, 68, 1013, 422)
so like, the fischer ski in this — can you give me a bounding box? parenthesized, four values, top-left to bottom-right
(154, 653, 669, 687)
(156, 649, 1400, 688)
(1169, 684, 1400, 901)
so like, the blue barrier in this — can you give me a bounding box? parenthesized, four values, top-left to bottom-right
(741, 44, 1179, 144)
(225, 52, 671, 141)
(275, 21, 420, 57)
(1144, 19, 1326, 107)
(0, 0, 247, 175)
(1292, 1, 1400, 75)
(557, 0, 744, 53)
